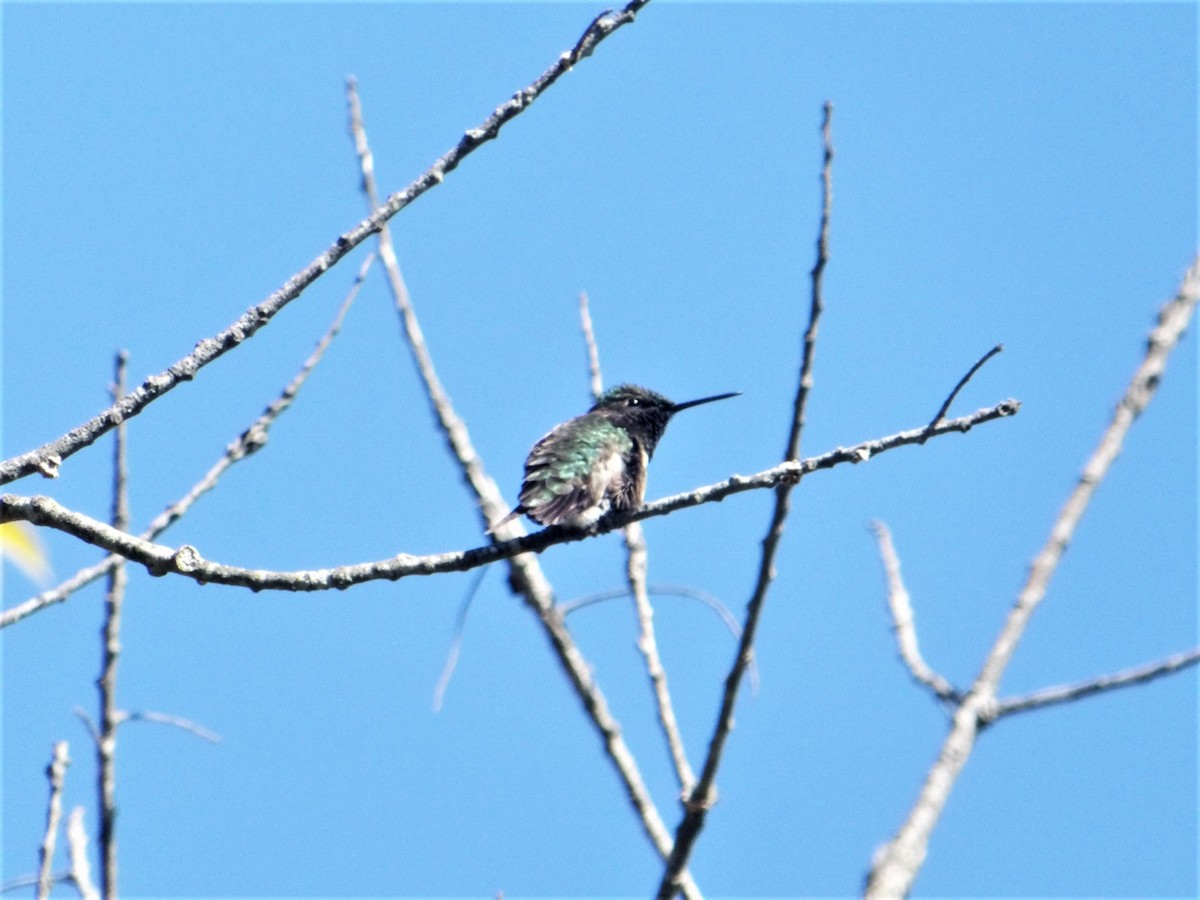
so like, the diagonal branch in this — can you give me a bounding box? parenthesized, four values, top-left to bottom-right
(928, 344, 1004, 428)
(346, 77, 508, 531)
(0, 256, 372, 630)
(657, 99, 836, 900)
(345, 66, 700, 897)
(865, 256, 1200, 899)
(626, 522, 697, 795)
(37, 741, 70, 900)
(0, 0, 648, 488)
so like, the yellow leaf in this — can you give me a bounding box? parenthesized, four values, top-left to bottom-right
(0, 521, 53, 586)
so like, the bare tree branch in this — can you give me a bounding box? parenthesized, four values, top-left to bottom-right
(66, 808, 99, 900)
(97, 352, 129, 900)
(0, 256, 372, 630)
(578, 292, 605, 401)
(0, 401, 1018, 593)
(577, 298, 696, 794)
(2, 824, 96, 900)
(626, 522, 697, 794)
(869, 521, 961, 703)
(37, 742, 70, 900)
(990, 648, 1200, 720)
(0, 0, 649, 488)
(657, 99, 836, 900)
(865, 256, 1200, 899)
(346, 71, 700, 897)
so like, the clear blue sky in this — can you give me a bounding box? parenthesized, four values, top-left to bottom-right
(3, 2, 1196, 897)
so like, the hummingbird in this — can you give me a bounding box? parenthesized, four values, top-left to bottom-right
(490, 384, 739, 533)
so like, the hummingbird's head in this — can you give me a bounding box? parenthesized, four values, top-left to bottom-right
(592, 384, 739, 456)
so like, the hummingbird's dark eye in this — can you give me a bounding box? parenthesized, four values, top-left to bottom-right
(628, 398, 640, 406)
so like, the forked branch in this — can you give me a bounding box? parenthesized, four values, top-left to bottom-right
(865, 256, 1200, 899)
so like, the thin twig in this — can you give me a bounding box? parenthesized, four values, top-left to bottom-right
(0, 401, 1020, 592)
(123, 710, 222, 744)
(991, 648, 1200, 721)
(562, 584, 735, 630)
(787, 99, 834, 462)
(865, 256, 1200, 899)
(578, 297, 696, 793)
(0, 873, 68, 895)
(96, 353, 129, 900)
(578, 292, 604, 401)
(433, 566, 490, 712)
(625, 522, 697, 794)
(0, 256, 373, 630)
(345, 70, 700, 897)
(72, 707, 100, 747)
(869, 521, 961, 703)
(657, 100, 835, 899)
(563, 583, 761, 693)
(928, 344, 1004, 428)
(0, 0, 648, 488)
(37, 741, 70, 900)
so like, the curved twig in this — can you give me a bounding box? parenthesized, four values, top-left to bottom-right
(928, 344, 1004, 428)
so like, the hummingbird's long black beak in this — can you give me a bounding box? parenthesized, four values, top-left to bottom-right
(669, 391, 740, 414)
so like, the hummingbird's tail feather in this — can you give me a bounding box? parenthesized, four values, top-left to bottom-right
(486, 507, 523, 535)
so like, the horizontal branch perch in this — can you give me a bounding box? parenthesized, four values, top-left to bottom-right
(0, 401, 1018, 596)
